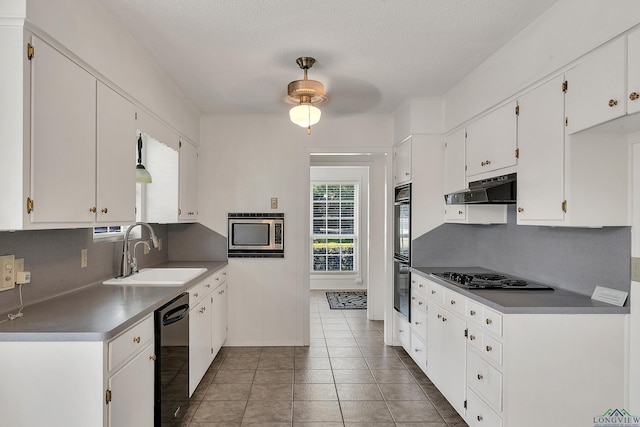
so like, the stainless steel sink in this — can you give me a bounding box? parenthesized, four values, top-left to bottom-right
(103, 267, 207, 286)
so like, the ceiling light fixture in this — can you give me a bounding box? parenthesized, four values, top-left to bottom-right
(136, 134, 152, 184)
(286, 57, 327, 135)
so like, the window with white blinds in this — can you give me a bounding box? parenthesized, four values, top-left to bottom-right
(311, 183, 358, 273)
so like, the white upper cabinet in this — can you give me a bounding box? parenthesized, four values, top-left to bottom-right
(30, 38, 137, 227)
(628, 29, 640, 115)
(443, 129, 467, 222)
(517, 73, 629, 227)
(30, 36, 97, 225)
(393, 136, 412, 186)
(516, 76, 566, 223)
(465, 101, 518, 178)
(443, 129, 507, 225)
(179, 140, 198, 222)
(96, 82, 137, 223)
(565, 37, 626, 134)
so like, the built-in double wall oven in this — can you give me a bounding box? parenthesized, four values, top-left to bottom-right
(393, 183, 411, 321)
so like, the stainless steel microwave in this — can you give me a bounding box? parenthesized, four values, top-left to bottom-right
(227, 213, 284, 258)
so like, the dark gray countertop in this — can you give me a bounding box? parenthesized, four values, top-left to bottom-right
(0, 261, 227, 342)
(412, 267, 629, 314)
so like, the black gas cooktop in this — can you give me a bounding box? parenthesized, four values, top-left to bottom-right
(430, 271, 554, 290)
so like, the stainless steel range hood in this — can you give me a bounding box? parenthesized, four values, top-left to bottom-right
(444, 173, 517, 205)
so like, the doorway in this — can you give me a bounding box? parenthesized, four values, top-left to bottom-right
(308, 153, 389, 326)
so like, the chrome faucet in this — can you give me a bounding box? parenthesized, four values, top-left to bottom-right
(121, 222, 160, 278)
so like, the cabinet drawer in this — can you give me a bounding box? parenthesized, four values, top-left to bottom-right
(411, 276, 428, 297)
(410, 331, 427, 372)
(212, 268, 228, 287)
(396, 313, 411, 351)
(482, 334, 503, 366)
(411, 293, 427, 314)
(467, 327, 503, 366)
(444, 289, 466, 316)
(427, 281, 445, 305)
(190, 277, 213, 306)
(109, 315, 154, 371)
(466, 300, 503, 337)
(467, 351, 502, 412)
(411, 309, 427, 341)
(482, 307, 502, 337)
(466, 389, 502, 427)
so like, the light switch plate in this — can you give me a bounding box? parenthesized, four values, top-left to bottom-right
(271, 198, 278, 209)
(0, 255, 15, 292)
(81, 249, 88, 268)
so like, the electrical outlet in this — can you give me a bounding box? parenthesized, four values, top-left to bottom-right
(271, 197, 278, 209)
(81, 249, 88, 268)
(158, 239, 163, 251)
(0, 255, 15, 292)
(632, 257, 640, 282)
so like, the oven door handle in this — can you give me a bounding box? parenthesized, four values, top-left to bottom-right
(163, 304, 189, 326)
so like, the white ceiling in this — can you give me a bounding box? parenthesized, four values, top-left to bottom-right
(96, 0, 558, 117)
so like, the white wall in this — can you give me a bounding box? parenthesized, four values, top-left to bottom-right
(15, 0, 200, 141)
(199, 114, 393, 345)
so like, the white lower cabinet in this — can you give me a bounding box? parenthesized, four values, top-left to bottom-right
(189, 268, 228, 396)
(107, 342, 155, 427)
(414, 274, 627, 427)
(212, 280, 228, 356)
(189, 292, 213, 396)
(409, 275, 428, 371)
(427, 281, 467, 415)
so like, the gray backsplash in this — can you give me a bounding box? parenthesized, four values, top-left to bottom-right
(412, 206, 631, 298)
(0, 223, 228, 315)
(167, 223, 228, 261)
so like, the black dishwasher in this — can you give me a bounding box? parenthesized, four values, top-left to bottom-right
(154, 292, 190, 427)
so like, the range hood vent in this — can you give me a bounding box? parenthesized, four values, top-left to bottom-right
(444, 173, 517, 205)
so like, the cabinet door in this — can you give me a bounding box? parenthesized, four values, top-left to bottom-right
(516, 76, 565, 222)
(565, 37, 626, 133)
(189, 298, 212, 396)
(30, 37, 96, 224)
(443, 129, 466, 221)
(427, 305, 466, 414)
(96, 82, 137, 223)
(466, 102, 518, 177)
(394, 137, 412, 185)
(212, 282, 228, 356)
(107, 343, 155, 427)
(628, 30, 640, 115)
(179, 140, 198, 222)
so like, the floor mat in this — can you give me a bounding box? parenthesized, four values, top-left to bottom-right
(325, 291, 367, 310)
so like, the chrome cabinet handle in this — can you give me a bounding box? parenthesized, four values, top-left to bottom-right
(470, 310, 476, 316)
(486, 318, 493, 325)
(469, 335, 476, 341)
(609, 99, 618, 107)
(133, 336, 141, 344)
(630, 92, 639, 101)
(477, 415, 484, 421)
(450, 300, 456, 305)
(486, 345, 493, 352)
(477, 374, 483, 380)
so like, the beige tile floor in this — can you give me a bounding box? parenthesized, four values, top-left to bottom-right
(174, 291, 468, 426)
